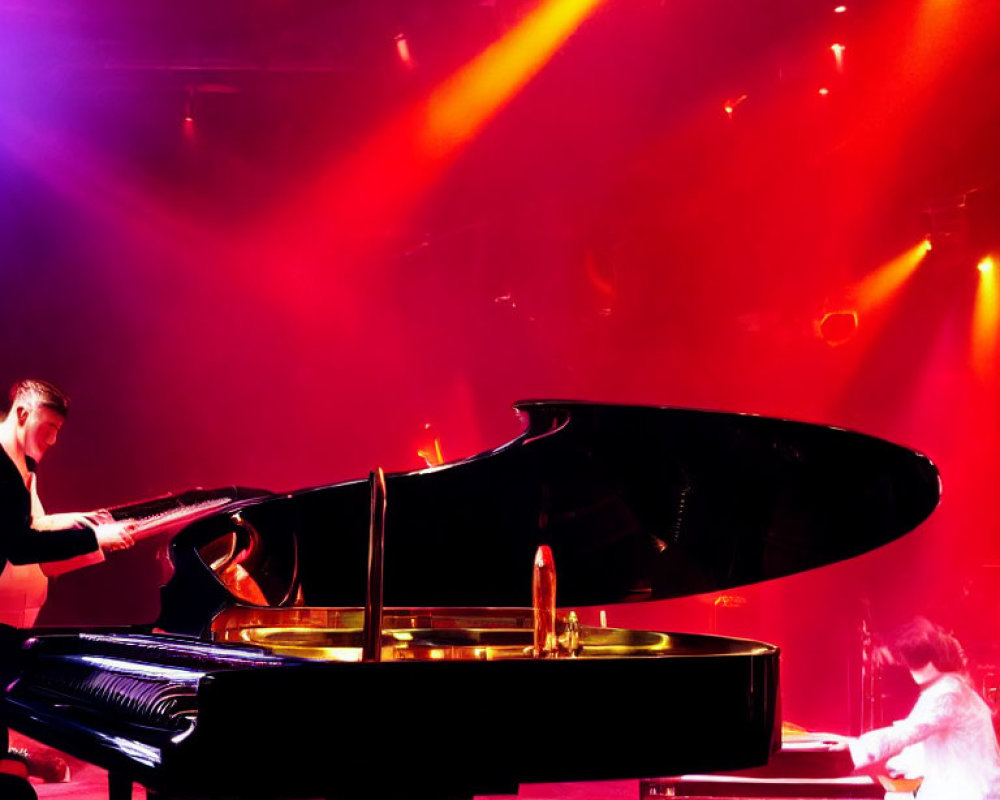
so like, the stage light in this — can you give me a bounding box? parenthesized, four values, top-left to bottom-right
(182, 89, 195, 142)
(817, 310, 859, 346)
(831, 43, 846, 72)
(834, 5, 848, 12)
(250, 0, 607, 289)
(424, 0, 605, 152)
(395, 33, 415, 69)
(849, 240, 929, 313)
(816, 245, 928, 349)
(723, 94, 747, 119)
(417, 423, 445, 467)
(972, 255, 998, 376)
(818, 87, 830, 96)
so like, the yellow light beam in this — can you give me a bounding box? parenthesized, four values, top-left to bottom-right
(972, 256, 998, 378)
(422, 0, 605, 155)
(847, 240, 929, 312)
(249, 0, 606, 287)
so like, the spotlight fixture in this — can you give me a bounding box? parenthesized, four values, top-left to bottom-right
(830, 43, 846, 72)
(417, 422, 444, 467)
(395, 33, 415, 69)
(723, 94, 747, 119)
(182, 87, 195, 142)
(972, 254, 997, 374)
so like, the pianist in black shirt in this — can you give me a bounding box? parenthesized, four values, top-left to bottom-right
(0, 378, 135, 794)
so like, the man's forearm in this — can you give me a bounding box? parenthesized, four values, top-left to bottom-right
(31, 512, 90, 531)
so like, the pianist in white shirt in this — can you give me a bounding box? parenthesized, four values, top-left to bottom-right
(848, 616, 1000, 800)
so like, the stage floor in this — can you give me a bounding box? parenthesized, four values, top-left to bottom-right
(32, 759, 637, 800)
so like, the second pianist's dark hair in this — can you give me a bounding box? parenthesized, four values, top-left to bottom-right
(893, 616, 967, 674)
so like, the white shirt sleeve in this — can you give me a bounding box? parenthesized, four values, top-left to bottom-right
(849, 685, 958, 768)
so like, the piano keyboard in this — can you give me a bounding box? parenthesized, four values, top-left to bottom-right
(123, 496, 234, 541)
(41, 493, 242, 582)
(91, 486, 269, 543)
(10, 632, 288, 733)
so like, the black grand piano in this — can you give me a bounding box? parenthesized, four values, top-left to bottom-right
(1, 401, 940, 800)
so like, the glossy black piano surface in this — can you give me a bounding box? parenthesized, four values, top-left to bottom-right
(7, 623, 780, 800)
(2, 401, 941, 800)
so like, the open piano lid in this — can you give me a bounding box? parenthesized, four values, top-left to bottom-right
(5, 400, 940, 799)
(161, 400, 940, 629)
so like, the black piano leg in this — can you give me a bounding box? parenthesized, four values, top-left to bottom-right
(108, 770, 133, 800)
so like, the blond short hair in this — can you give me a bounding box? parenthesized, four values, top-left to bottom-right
(5, 379, 71, 419)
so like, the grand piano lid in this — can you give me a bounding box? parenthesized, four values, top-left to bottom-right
(164, 400, 941, 619)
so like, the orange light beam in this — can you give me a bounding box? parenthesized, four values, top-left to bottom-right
(972, 256, 998, 378)
(847, 240, 929, 312)
(422, 0, 604, 155)
(417, 437, 445, 468)
(252, 0, 605, 269)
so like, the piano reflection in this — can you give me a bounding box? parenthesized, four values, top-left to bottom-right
(1, 401, 940, 800)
